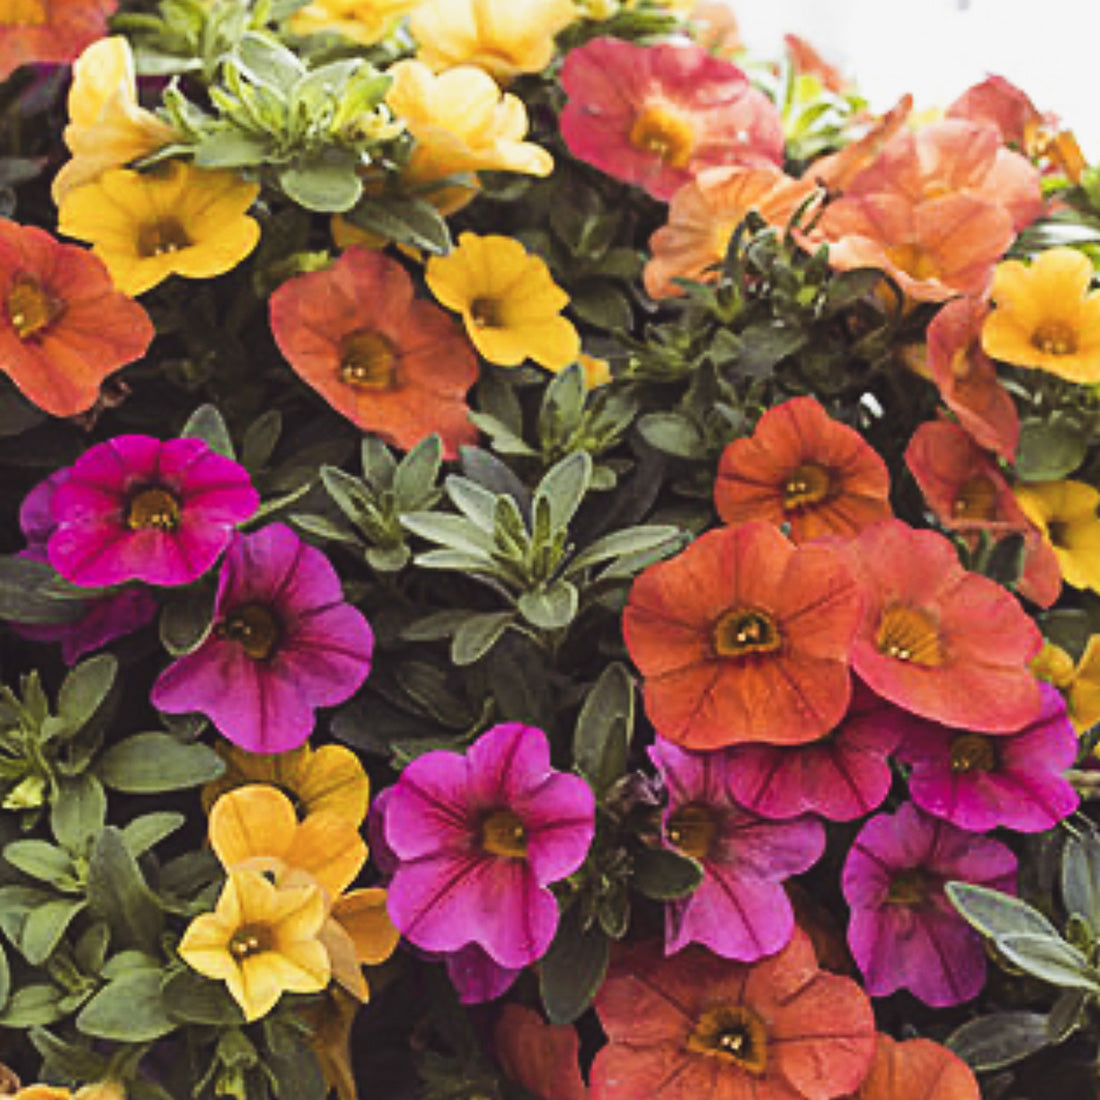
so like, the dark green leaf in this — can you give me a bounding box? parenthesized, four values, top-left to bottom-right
(279, 157, 363, 213)
(21, 898, 87, 965)
(536, 452, 592, 534)
(242, 409, 282, 471)
(946, 1011, 1050, 1071)
(735, 322, 806, 376)
(86, 827, 163, 952)
(451, 611, 514, 666)
(393, 434, 443, 508)
(121, 812, 185, 857)
(637, 413, 706, 459)
(1062, 829, 1100, 930)
(1016, 416, 1089, 481)
(159, 577, 219, 656)
(538, 905, 609, 1025)
(29, 1028, 109, 1083)
(77, 970, 176, 1041)
(573, 662, 634, 793)
(631, 848, 703, 901)
(2, 840, 78, 888)
(57, 654, 118, 733)
(50, 774, 106, 854)
(1048, 987, 1090, 1042)
(162, 968, 245, 1026)
(180, 404, 235, 459)
(0, 983, 66, 1027)
(0, 556, 85, 625)
(344, 195, 453, 255)
(569, 281, 633, 331)
(823, 268, 882, 310)
(96, 732, 225, 793)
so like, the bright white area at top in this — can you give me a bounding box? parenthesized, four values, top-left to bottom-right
(729, 0, 1100, 160)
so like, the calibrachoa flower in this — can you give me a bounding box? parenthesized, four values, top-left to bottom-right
(1015, 479, 1100, 593)
(47, 434, 259, 588)
(842, 801, 1018, 1006)
(591, 932, 876, 1100)
(982, 246, 1100, 382)
(808, 94, 912, 193)
(290, 0, 422, 45)
(178, 867, 331, 1022)
(0, 220, 154, 417)
(854, 1034, 980, 1100)
(895, 682, 1079, 833)
(844, 520, 1043, 732)
(152, 524, 373, 753)
(714, 396, 892, 542)
(425, 233, 580, 372)
(560, 37, 783, 201)
(494, 1005, 588, 1100)
(269, 246, 479, 457)
(382, 722, 596, 969)
(0, 0, 115, 82)
(723, 679, 906, 822)
(1034, 636, 1100, 733)
(57, 161, 261, 296)
(623, 521, 861, 749)
(651, 736, 825, 959)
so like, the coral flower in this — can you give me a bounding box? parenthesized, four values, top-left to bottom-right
(409, 0, 576, 82)
(854, 1034, 980, 1100)
(382, 722, 596, 969)
(808, 95, 912, 194)
(269, 247, 478, 458)
(844, 520, 1043, 732)
(981, 246, 1100, 382)
(0, 0, 115, 81)
(51, 35, 178, 205)
(425, 233, 580, 372)
(0, 221, 154, 417)
(650, 737, 825, 960)
(1015, 479, 1100, 593)
(152, 524, 373, 754)
(841, 801, 1017, 1006)
(896, 682, 1079, 833)
(57, 161, 261, 297)
(177, 867, 331, 1022)
(623, 521, 861, 749)
(559, 37, 783, 202)
(714, 396, 892, 542)
(591, 932, 876, 1100)
(46, 434, 259, 588)
(494, 1005, 588, 1100)
(816, 192, 1014, 302)
(644, 166, 821, 298)
(290, 0, 422, 45)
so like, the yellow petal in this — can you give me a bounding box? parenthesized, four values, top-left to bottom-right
(209, 786, 298, 870)
(331, 888, 400, 965)
(284, 812, 367, 897)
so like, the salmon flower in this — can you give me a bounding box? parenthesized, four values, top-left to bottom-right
(809, 95, 912, 194)
(0, 0, 115, 82)
(715, 396, 892, 542)
(269, 247, 478, 458)
(981, 247, 1100, 383)
(1015, 479, 1100, 593)
(0, 221, 154, 417)
(494, 1005, 588, 1100)
(644, 166, 820, 298)
(623, 521, 861, 749)
(559, 37, 783, 202)
(290, 0, 422, 45)
(854, 1034, 980, 1100)
(57, 161, 261, 297)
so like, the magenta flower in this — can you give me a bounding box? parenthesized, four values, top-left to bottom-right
(842, 801, 1017, 1006)
(11, 469, 157, 664)
(445, 944, 521, 1004)
(650, 737, 825, 960)
(47, 434, 259, 588)
(382, 722, 596, 970)
(150, 523, 373, 753)
(559, 37, 783, 201)
(896, 682, 1079, 833)
(724, 680, 906, 822)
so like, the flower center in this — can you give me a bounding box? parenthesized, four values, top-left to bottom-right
(952, 475, 999, 521)
(950, 732, 997, 773)
(712, 608, 782, 659)
(228, 924, 272, 959)
(1031, 320, 1078, 356)
(666, 803, 718, 861)
(1046, 520, 1069, 548)
(783, 463, 833, 511)
(886, 867, 931, 906)
(469, 297, 505, 328)
(628, 104, 695, 168)
(338, 329, 398, 389)
(480, 809, 527, 858)
(219, 603, 282, 662)
(686, 1005, 768, 1074)
(7, 274, 63, 340)
(874, 604, 943, 666)
(0, 0, 47, 25)
(137, 217, 193, 258)
(126, 486, 182, 532)
(885, 243, 940, 282)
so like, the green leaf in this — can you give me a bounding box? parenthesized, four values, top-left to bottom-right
(193, 128, 270, 169)
(279, 157, 363, 213)
(995, 932, 1100, 991)
(538, 905, 610, 1025)
(401, 512, 497, 556)
(536, 452, 592, 534)
(445, 476, 499, 533)
(360, 436, 397, 491)
(235, 30, 305, 88)
(73, 922, 110, 974)
(180, 404, 235, 459)
(735, 322, 806, 376)
(29, 1028, 109, 1084)
(0, 940, 9, 1011)
(1062, 829, 1100, 930)
(85, 827, 164, 953)
(161, 967, 245, 1026)
(518, 580, 578, 631)
(0, 556, 85, 625)
(945, 881, 1060, 940)
(573, 662, 634, 793)
(393, 434, 443, 508)
(566, 525, 683, 576)
(637, 412, 706, 459)
(946, 1011, 1051, 1072)
(451, 611, 515, 666)
(56, 654, 118, 733)
(3, 840, 78, 889)
(121, 812, 185, 857)
(50, 774, 106, 854)
(21, 898, 87, 965)
(568, 280, 633, 331)
(159, 577, 219, 656)
(0, 983, 66, 1027)
(96, 732, 225, 793)
(823, 268, 882, 310)
(242, 409, 282, 471)
(1047, 987, 1090, 1042)
(1016, 415, 1089, 481)
(77, 970, 177, 1041)
(631, 848, 703, 901)
(344, 195, 453, 255)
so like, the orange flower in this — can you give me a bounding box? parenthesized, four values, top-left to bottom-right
(808, 95, 912, 193)
(687, 0, 743, 58)
(494, 1005, 588, 1100)
(623, 521, 861, 749)
(784, 33, 847, 94)
(644, 166, 820, 299)
(0, 0, 115, 81)
(715, 396, 892, 542)
(269, 247, 478, 458)
(855, 1034, 979, 1100)
(0, 220, 154, 417)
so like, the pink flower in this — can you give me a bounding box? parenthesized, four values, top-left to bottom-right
(842, 801, 1017, 1006)
(151, 524, 373, 753)
(559, 37, 783, 201)
(46, 434, 259, 588)
(382, 723, 595, 969)
(650, 737, 824, 960)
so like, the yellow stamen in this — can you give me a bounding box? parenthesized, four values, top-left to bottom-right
(338, 329, 398, 389)
(686, 1005, 768, 1074)
(219, 603, 282, 662)
(666, 804, 718, 861)
(628, 104, 695, 168)
(712, 608, 782, 659)
(7, 274, 62, 340)
(952, 475, 998, 521)
(137, 217, 192, 258)
(228, 925, 270, 959)
(1031, 321, 1078, 356)
(480, 809, 527, 858)
(886, 868, 930, 906)
(783, 463, 832, 511)
(875, 604, 943, 666)
(950, 733, 996, 773)
(126, 487, 181, 532)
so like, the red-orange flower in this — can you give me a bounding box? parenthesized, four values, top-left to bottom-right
(623, 521, 861, 749)
(808, 95, 912, 194)
(715, 397, 892, 542)
(269, 247, 478, 458)
(0, 0, 115, 81)
(784, 33, 848, 95)
(0, 220, 153, 417)
(591, 931, 876, 1100)
(494, 1005, 588, 1100)
(854, 1034, 979, 1100)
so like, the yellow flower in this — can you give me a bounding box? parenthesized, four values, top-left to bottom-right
(410, 0, 577, 83)
(1015, 479, 1100, 593)
(201, 742, 371, 828)
(51, 36, 178, 206)
(1032, 637, 1100, 734)
(12, 1087, 125, 1100)
(425, 233, 580, 370)
(290, 0, 422, 45)
(178, 867, 330, 1023)
(57, 162, 261, 297)
(299, 988, 362, 1100)
(578, 352, 612, 388)
(982, 247, 1100, 383)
